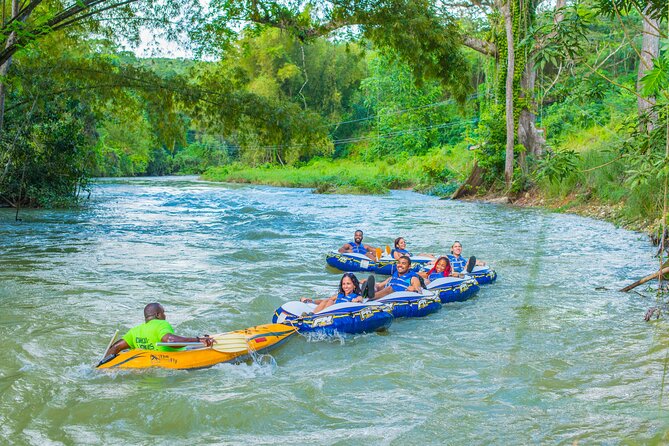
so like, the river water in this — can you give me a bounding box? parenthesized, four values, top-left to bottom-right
(0, 176, 665, 444)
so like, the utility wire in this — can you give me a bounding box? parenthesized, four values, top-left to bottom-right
(220, 117, 479, 152)
(323, 93, 479, 128)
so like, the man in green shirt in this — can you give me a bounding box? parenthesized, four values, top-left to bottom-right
(104, 303, 214, 357)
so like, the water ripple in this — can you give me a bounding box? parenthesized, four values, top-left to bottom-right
(0, 176, 663, 444)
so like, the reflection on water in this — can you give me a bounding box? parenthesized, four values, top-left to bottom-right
(0, 176, 665, 444)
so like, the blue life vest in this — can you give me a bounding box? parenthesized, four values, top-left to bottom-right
(428, 272, 446, 281)
(391, 248, 412, 258)
(387, 271, 418, 292)
(335, 292, 360, 304)
(348, 242, 367, 254)
(447, 254, 467, 273)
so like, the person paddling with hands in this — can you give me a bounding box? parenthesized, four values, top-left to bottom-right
(103, 303, 214, 358)
(367, 255, 422, 299)
(447, 241, 485, 274)
(339, 230, 378, 261)
(300, 273, 363, 313)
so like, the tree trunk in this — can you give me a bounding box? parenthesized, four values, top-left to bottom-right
(518, 56, 545, 164)
(451, 160, 484, 199)
(637, 6, 660, 132)
(502, 1, 515, 188)
(0, 0, 20, 133)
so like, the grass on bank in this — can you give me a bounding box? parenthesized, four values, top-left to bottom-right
(537, 125, 661, 232)
(202, 144, 475, 195)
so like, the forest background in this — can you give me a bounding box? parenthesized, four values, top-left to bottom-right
(0, 0, 667, 238)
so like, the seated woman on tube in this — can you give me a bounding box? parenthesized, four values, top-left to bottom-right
(300, 273, 363, 313)
(390, 237, 436, 261)
(419, 256, 465, 283)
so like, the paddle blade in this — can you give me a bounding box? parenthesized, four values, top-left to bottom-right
(375, 247, 382, 260)
(210, 332, 250, 353)
(385, 245, 391, 255)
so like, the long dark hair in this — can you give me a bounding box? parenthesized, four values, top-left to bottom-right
(428, 256, 452, 277)
(394, 237, 404, 249)
(339, 273, 361, 295)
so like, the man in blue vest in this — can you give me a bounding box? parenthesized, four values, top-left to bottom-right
(370, 255, 422, 299)
(338, 229, 378, 260)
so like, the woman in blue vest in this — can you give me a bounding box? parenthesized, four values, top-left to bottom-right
(391, 237, 437, 261)
(300, 273, 363, 312)
(419, 256, 465, 283)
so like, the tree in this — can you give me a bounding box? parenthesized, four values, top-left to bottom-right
(444, 0, 575, 187)
(596, 0, 667, 131)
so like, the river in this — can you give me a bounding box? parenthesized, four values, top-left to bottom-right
(0, 176, 665, 444)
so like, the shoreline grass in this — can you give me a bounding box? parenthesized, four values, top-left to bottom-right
(202, 147, 475, 195)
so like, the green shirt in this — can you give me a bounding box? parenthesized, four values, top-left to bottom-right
(122, 319, 180, 352)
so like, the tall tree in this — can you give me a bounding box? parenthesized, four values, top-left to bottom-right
(446, 0, 571, 187)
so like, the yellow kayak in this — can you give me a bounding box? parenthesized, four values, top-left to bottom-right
(97, 323, 297, 370)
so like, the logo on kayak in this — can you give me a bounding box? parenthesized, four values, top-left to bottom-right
(359, 307, 373, 321)
(380, 303, 394, 313)
(312, 316, 333, 327)
(150, 354, 177, 365)
(417, 298, 430, 309)
(360, 259, 370, 269)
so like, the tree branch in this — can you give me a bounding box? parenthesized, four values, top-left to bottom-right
(462, 35, 497, 57)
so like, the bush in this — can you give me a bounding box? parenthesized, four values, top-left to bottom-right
(0, 101, 95, 207)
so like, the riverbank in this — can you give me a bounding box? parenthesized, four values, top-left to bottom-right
(201, 147, 475, 196)
(200, 136, 662, 241)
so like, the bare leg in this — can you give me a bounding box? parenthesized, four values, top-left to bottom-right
(314, 297, 336, 313)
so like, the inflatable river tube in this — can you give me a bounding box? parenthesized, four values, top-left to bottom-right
(425, 277, 480, 304)
(374, 291, 442, 318)
(466, 266, 498, 285)
(96, 324, 297, 370)
(325, 251, 430, 275)
(272, 301, 393, 334)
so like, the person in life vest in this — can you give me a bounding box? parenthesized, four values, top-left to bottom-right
(419, 256, 464, 283)
(338, 229, 378, 260)
(390, 237, 436, 261)
(300, 273, 363, 313)
(103, 303, 214, 358)
(369, 255, 422, 299)
(447, 241, 485, 274)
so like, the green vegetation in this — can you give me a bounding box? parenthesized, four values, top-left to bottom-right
(203, 146, 473, 195)
(0, 0, 666, 236)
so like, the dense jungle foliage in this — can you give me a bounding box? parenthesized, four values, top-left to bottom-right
(0, 0, 666, 234)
